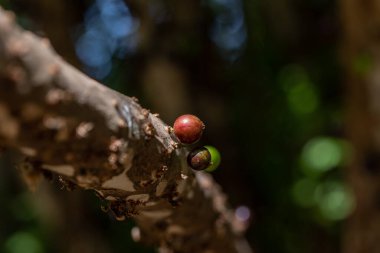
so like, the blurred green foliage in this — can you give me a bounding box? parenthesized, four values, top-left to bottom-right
(4, 232, 43, 253)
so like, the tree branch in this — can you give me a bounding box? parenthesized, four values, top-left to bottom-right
(0, 7, 252, 253)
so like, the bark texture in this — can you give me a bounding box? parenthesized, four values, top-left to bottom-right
(341, 1, 380, 252)
(0, 7, 252, 253)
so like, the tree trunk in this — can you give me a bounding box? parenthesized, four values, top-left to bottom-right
(341, 1, 380, 252)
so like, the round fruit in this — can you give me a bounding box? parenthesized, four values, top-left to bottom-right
(187, 147, 211, 171)
(204, 145, 221, 172)
(173, 114, 205, 144)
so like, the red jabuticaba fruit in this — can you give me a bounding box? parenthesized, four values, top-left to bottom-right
(173, 114, 205, 144)
(187, 147, 211, 171)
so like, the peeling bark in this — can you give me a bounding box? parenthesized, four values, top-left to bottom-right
(0, 7, 252, 253)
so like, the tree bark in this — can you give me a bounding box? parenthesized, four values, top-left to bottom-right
(0, 7, 252, 253)
(341, 0, 380, 252)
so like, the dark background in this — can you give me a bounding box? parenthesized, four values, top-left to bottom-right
(0, 0, 353, 252)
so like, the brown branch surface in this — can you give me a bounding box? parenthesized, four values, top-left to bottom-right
(0, 7, 252, 253)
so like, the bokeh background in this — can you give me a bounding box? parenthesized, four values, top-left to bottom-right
(0, 0, 370, 252)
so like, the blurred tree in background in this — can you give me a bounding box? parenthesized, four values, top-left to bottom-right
(0, 0, 377, 252)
